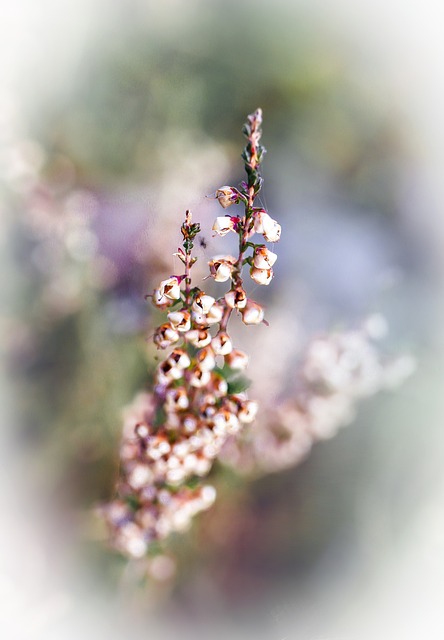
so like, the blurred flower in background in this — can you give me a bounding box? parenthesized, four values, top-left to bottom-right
(1, 1, 443, 639)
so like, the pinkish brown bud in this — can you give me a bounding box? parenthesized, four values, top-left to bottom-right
(189, 367, 211, 388)
(158, 276, 182, 300)
(215, 186, 239, 209)
(168, 349, 191, 370)
(241, 300, 264, 325)
(191, 310, 207, 326)
(212, 216, 236, 236)
(153, 323, 180, 349)
(167, 310, 191, 332)
(225, 287, 247, 309)
(250, 266, 273, 285)
(238, 400, 258, 423)
(253, 245, 277, 269)
(192, 292, 216, 315)
(254, 211, 281, 242)
(185, 329, 212, 348)
(210, 373, 228, 397)
(206, 303, 224, 325)
(165, 387, 189, 411)
(196, 346, 216, 371)
(211, 332, 233, 356)
(156, 359, 183, 385)
(208, 255, 236, 282)
(212, 409, 240, 435)
(172, 247, 187, 264)
(182, 414, 198, 434)
(152, 288, 175, 309)
(225, 349, 249, 370)
(147, 435, 171, 460)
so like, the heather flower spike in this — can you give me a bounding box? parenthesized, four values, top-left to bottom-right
(103, 109, 282, 559)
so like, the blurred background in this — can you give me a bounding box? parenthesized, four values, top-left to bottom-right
(1, 0, 444, 638)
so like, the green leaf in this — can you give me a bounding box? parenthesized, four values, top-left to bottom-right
(153, 405, 166, 428)
(147, 540, 164, 557)
(185, 476, 200, 490)
(227, 375, 251, 394)
(125, 495, 141, 511)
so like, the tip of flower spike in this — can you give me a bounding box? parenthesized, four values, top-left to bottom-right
(252, 107, 263, 122)
(246, 108, 263, 128)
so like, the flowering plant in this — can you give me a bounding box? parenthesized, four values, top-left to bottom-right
(100, 109, 413, 564)
(102, 109, 281, 558)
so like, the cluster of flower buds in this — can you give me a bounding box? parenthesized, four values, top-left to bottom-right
(103, 109, 279, 558)
(211, 119, 280, 292)
(101, 393, 220, 557)
(211, 209, 281, 288)
(220, 321, 416, 475)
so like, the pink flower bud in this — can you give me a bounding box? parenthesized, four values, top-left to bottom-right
(210, 373, 228, 397)
(194, 457, 212, 476)
(117, 523, 147, 558)
(183, 453, 199, 472)
(200, 400, 217, 420)
(250, 266, 273, 285)
(196, 346, 216, 371)
(165, 387, 189, 411)
(253, 245, 277, 269)
(134, 422, 150, 439)
(215, 186, 239, 209)
(172, 441, 190, 458)
(199, 485, 217, 506)
(225, 349, 249, 370)
(168, 348, 191, 370)
(227, 390, 248, 409)
(212, 216, 236, 236)
(225, 287, 247, 309)
(158, 276, 182, 301)
(192, 292, 216, 315)
(251, 208, 267, 233)
(206, 303, 224, 325)
(213, 409, 240, 435)
(172, 247, 187, 264)
(208, 255, 237, 282)
(167, 310, 191, 332)
(262, 217, 281, 243)
(152, 288, 175, 309)
(153, 323, 180, 349)
(183, 414, 198, 434)
(156, 359, 182, 385)
(191, 311, 209, 327)
(241, 300, 264, 325)
(189, 367, 211, 388)
(185, 329, 212, 348)
(147, 435, 171, 460)
(211, 332, 233, 355)
(128, 464, 153, 489)
(166, 468, 186, 486)
(254, 211, 281, 242)
(238, 400, 258, 423)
